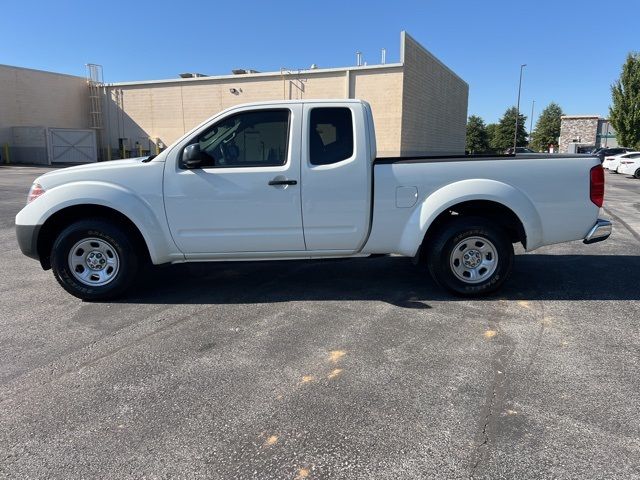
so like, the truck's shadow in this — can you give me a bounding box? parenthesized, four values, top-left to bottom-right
(120, 254, 640, 307)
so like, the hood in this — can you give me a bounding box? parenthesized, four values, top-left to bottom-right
(35, 157, 156, 189)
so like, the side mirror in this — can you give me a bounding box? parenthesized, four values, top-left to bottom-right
(180, 144, 204, 169)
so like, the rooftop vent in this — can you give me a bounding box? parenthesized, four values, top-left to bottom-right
(179, 72, 208, 78)
(232, 69, 260, 75)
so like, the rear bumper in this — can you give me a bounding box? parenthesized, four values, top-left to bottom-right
(583, 219, 612, 244)
(15, 224, 41, 260)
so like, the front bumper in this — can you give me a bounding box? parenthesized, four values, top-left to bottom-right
(583, 219, 612, 244)
(15, 224, 41, 260)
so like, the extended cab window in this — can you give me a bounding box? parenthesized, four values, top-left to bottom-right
(309, 107, 354, 165)
(197, 109, 290, 167)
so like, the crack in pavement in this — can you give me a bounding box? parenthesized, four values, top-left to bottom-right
(470, 296, 549, 478)
(470, 323, 516, 477)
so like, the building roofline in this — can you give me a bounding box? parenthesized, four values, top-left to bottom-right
(400, 31, 468, 86)
(2, 31, 466, 91)
(561, 115, 603, 119)
(0, 63, 85, 81)
(104, 63, 403, 87)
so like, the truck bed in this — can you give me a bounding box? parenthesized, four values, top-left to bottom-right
(364, 152, 602, 256)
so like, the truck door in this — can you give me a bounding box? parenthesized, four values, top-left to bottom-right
(163, 104, 305, 254)
(301, 103, 372, 252)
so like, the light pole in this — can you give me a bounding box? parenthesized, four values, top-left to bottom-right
(514, 64, 527, 151)
(529, 99, 535, 145)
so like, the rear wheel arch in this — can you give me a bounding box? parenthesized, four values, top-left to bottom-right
(419, 199, 527, 261)
(397, 179, 543, 258)
(37, 204, 151, 270)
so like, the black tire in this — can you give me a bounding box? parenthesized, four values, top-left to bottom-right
(425, 217, 514, 296)
(51, 219, 139, 301)
(635, 168, 640, 179)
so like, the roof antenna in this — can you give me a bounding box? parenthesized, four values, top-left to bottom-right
(356, 51, 363, 66)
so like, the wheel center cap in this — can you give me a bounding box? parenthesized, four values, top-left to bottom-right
(86, 251, 107, 270)
(463, 249, 482, 268)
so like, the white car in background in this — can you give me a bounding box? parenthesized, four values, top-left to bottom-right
(618, 154, 640, 178)
(603, 151, 640, 172)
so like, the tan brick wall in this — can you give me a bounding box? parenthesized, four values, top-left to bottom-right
(350, 69, 403, 156)
(105, 67, 404, 156)
(400, 33, 468, 155)
(107, 85, 186, 152)
(0, 65, 89, 145)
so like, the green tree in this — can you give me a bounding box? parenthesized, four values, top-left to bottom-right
(486, 123, 498, 152)
(492, 107, 527, 152)
(530, 102, 564, 152)
(610, 52, 640, 149)
(466, 115, 490, 153)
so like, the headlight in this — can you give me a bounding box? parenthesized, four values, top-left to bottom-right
(27, 183, 45, 204)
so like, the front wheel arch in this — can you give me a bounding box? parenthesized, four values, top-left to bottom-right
(37, 204, 150, 270)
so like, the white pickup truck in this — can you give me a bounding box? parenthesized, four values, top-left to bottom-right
(16, 99, 611, 300)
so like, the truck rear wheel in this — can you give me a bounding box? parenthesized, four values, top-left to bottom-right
(50, 219, 139, 301)
(426, 217, 513, 296)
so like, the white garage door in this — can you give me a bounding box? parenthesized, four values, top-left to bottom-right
(48, 128, 97, 164)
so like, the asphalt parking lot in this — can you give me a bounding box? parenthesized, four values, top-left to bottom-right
(0, 165, 638, 479)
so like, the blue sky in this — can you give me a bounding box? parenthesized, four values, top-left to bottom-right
(3, 0, 637, 127)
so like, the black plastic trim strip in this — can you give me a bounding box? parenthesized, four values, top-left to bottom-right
(16, 224, 41, 260)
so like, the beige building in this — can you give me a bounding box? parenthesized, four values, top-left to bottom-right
(0, 31, 468, 163)
(0, 65, 92, 163)
(104, 31, 468, 158)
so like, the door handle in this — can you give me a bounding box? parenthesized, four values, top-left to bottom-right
(268, 179, 297, 186)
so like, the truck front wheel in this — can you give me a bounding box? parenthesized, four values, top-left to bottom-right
(50, 219, 139, 301)
(426, 217, 513, 296)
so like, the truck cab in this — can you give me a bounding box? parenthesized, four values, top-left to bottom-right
(163, 100, 375, 257)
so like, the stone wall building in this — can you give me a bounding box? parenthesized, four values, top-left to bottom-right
(559, 115, 619, 153)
